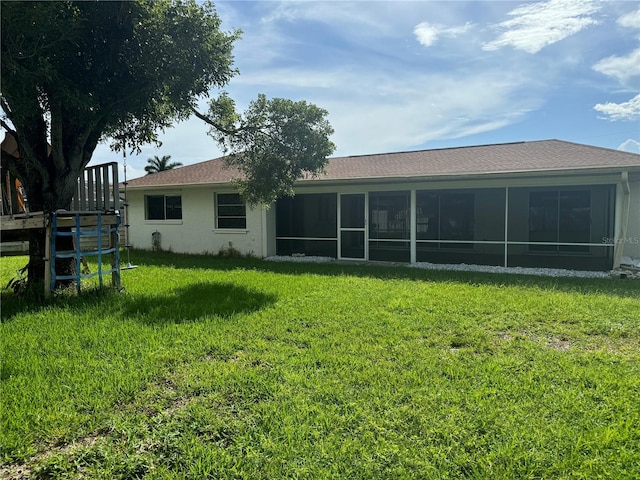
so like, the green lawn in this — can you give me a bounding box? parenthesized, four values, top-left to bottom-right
(1, 251, 639, 479)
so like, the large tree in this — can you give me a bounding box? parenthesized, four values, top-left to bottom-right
(1, 0, 334, 291)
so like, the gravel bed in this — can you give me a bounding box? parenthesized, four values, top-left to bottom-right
(265, 255, 614, 278)
(408, 262, 609, 278)
(265, 255, 335, 263)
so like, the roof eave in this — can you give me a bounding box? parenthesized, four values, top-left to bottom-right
(125, 180, 237, 191)
(123, 164, 640, 190)
(295, 165, 640, 187)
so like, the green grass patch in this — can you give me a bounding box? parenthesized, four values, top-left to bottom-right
(1, 251, 639, 478)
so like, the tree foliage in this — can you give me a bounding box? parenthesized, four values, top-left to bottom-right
(1, 0, 238, 212)
(144, 155, 183, 175)
(0, 0, 335, 290)
(194, 94, 335, 205)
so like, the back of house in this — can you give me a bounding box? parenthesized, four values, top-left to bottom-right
(125, 139, 640, 271)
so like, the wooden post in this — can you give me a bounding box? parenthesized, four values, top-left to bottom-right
(101, 165, 109, 211)
(5, 171, 16, 215)
(87, 174, 95, 210)
(111, 163, 120, 211)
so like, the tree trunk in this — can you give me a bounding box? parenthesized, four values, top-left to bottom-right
(53, 232, 77, 289)
(27, 229, 47, 288)
(27, 229, 76, 291)
(23, 175, 78, 294)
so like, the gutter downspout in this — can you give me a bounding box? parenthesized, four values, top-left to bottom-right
(613, 171, 630, 269)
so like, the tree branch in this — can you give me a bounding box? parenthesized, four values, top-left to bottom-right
(1, 96, 13, 119)
(191, 107, 280, 146)
(190, 107, 240, 136)
(0, 118, 17, 138)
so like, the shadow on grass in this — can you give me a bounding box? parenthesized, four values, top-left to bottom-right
(122, 281, 277, 324)
(126, 250, 640, 299)
(1, 280, 276, 324)
(0, 285, 121, 322)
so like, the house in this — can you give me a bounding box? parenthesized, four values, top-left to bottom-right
(125, 140, 640, 271)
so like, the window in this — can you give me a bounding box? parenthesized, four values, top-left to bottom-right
(145, 194, 182, 220)
(416, 191, 475, 248)
(216, 193, 246, 229)
(529, 190, 590, 252)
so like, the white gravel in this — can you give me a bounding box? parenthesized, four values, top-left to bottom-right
(408, 262, 609, 278)
(265, 255, 612, 278)
(265, 255, 335, 263)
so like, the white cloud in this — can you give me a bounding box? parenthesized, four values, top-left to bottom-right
(618, 9, 640, 29)
(618, 139, 640, 154)
(594, 94, 640, 121)
(414, 22, 440, 47)
(592, 48, 640, 84)
(483, 0, 601, 54)
(229, 2, 422, 76)
(228, 61, 543, 156)
(319, 71, 539, 155)
(413, 22, 472, 48)
(261, 2, 393, 34)
(233, 69, 342, 90)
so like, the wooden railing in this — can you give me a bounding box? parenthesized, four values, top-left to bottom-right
(1, 161, 120, 216)
(72, 162, 120, 212)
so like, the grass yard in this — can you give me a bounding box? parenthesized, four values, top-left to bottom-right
(1, 251, 639, 479)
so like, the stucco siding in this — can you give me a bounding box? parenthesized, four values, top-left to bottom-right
(623, 176, 640, 260)
(127, 187, 265, 256)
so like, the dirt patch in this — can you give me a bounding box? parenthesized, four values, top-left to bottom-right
(0, 435, 101, 480)
(495, 331, 572, 351)
(545, 336, 571, 351)
(0, 374, 200, 478)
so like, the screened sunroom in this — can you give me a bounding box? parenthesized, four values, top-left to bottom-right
(275, 184, 616, 271)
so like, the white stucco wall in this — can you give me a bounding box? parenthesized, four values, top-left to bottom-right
(622, 176, 640, 260)
(126, 186, 266, 256)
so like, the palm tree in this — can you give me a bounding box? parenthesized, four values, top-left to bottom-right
(144, 155, 183, 175)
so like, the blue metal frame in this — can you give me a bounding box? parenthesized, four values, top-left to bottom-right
(49, 211, 121, 293)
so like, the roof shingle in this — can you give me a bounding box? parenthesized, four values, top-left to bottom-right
(126, 139, 640, 189)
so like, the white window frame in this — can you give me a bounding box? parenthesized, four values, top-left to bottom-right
(215, 192, 247, 230)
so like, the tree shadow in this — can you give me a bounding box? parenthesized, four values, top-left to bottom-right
(121, 282, 277, 324)
(0, 285, 121, 322)
(126, 250, 640, 299)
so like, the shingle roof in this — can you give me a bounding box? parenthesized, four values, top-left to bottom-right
(126, 139, 640, 189)
(127, 155, 242, 188)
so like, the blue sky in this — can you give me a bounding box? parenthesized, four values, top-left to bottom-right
(89, 0, 639, 179)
